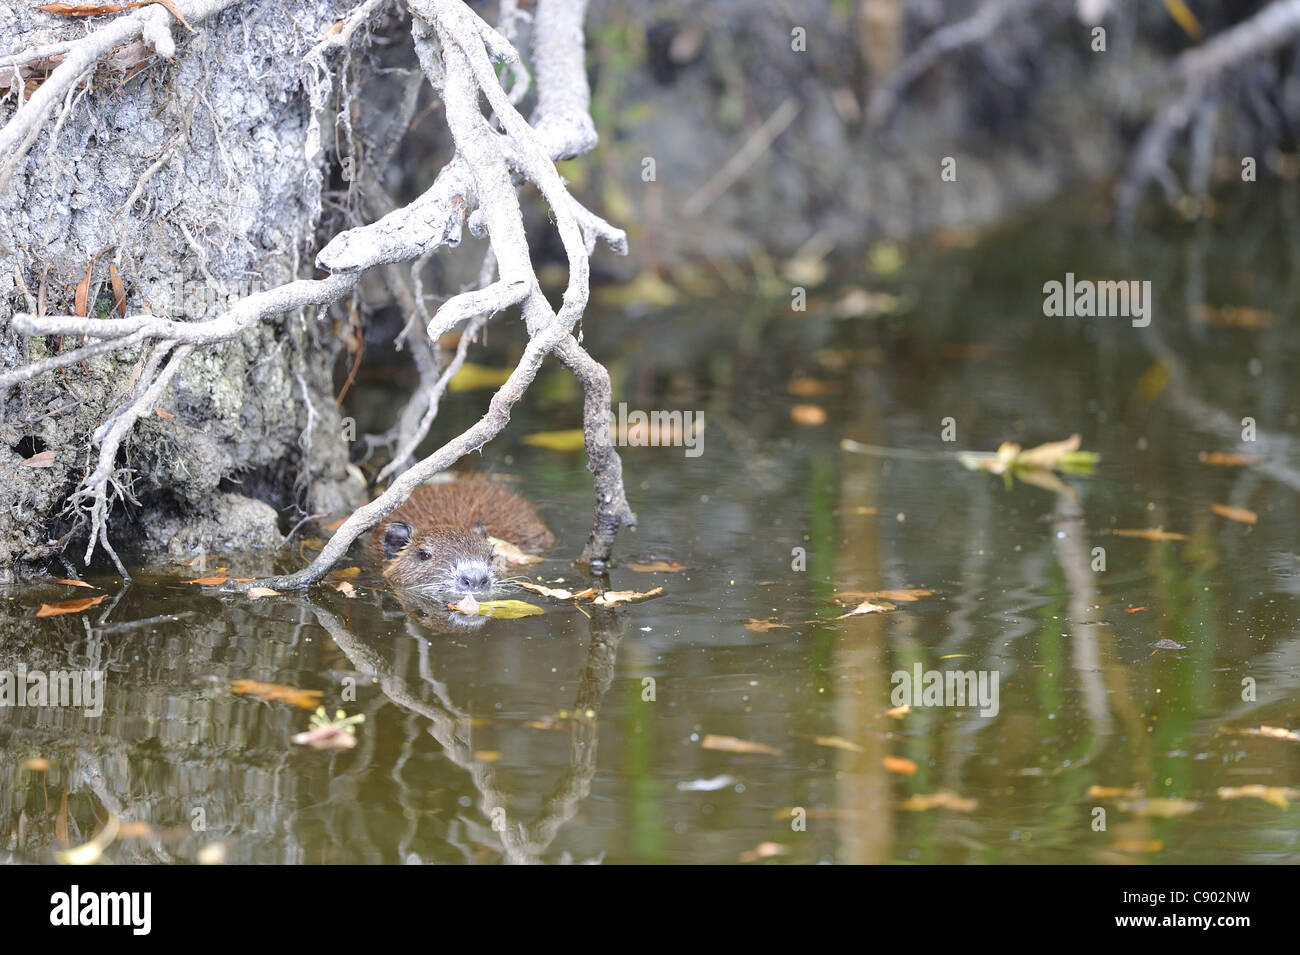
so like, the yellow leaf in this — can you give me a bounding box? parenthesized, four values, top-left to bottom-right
(473, 599, 545, 619)
(522, 429, 587, 452)
(883, 755, 917, 775)
(898, 791, 977, 812)
(1162, 0, 1204, 39)
(1217, 785, 1297, 809)
(796, 734, 864, 753)
(1109, 528, 1189, 542)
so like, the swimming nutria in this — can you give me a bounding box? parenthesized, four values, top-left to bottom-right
(368, 477, 554, 596)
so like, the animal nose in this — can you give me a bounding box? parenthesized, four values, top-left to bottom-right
(457, 570, 492, 593)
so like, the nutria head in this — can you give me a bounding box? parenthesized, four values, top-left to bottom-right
(379, 520, 496, 596)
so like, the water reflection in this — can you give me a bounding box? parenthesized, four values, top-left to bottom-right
(2, 194, 1299, 864)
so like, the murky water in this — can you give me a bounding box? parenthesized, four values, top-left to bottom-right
(3, 194, 1299, 864)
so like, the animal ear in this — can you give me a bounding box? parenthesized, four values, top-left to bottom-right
(473, 521, 488, 538)
(382, 521, 413, 560)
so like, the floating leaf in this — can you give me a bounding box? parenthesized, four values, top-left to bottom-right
(1227, 725, 1300, 742)
(623, 561, 689, 573)
(739, 841, 790, 863)
(1109, 528, 1189, 542)
(1125, 606, 1149, 614)
(883, 755, 917, 775)
(517, 581, 597, 601)
(790, 403, 827, 427)
(1217, 785, 1298, 809)
(187, 574, 229, 586)
(52, 578, 96, 589)
(474, 751, 502, 763)
(881, 704, 910, 719)
(898, 791, 977, 812)
(592, 586, 665, 607)
(787, 378, 839, 397)
(230, 680, 323, 711)
(1117, 797, 1200, 818)
(35, 595, 106, 617)
(332, 580, 358, 598)
(1152, 639, 1187, 650)
(795, 734, 864, 754)
(1198, 451, 1261, 467)
(831, 600, 895, 619)
(839, 588, 933, 603)
(701, 734, 782, 756)
(447, 362, 513, 392)
(331, 566, 361, 579)
(246, 587, 280, 600)
(521, 429, 587, 452)
(744, 617, 790, 632)
(1212, 503, 1257, 525)
(676, 775, 738, 792)
(1189, 304, 1270, 327)
(1087, 785, 1143, 799)
(473, 599, 545, 619)
(488, 537, 545, 566)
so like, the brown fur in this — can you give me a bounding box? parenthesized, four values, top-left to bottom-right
(368, 477, 554, 591)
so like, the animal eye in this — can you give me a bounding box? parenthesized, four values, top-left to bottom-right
(417, 550, 432, 561)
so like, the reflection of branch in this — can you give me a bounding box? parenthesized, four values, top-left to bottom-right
(1050, 494, 1114, 769)
(298, 595, 625, 864)
(1117, 0, 1300, 230)
(866, 0, 1046, 127)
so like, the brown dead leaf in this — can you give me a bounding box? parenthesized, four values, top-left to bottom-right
(109, 261, 126, 317)
(786, 378, 839, 397)
(1227, 725, 1300, 742)
(898, 791, 977, 812)
(1087, 785, 1143, 799)
(517, 581, 596, 601)
(229, 680, 323, 710)
(1212, 503, 1257, 525)
(33, 1, 193, 31)
(187, 574, 229, 586)
(795, 734, 864, 754)
(52, 578, 96, 589)
(332, 580, 357, 598)
(830, 600, 895, 619)
(790, 403, 828, 426)
(488, 537, 545, 566)
(1198, 451, 1261, 467)
(1109, 528, 1189, 542)
(1124, 606, 1149, 614)
(34, 595, 106, 618)
(22, 449, 55, 468)
(1217, 785, 1298, 809)
(883, 755, 917, 775)
(623, 561, 689, 573)
(73, 260, 91, 318)
(701, 734, 783, 756)
(154, 408, 173, 419)
(744, 617, 790, 632)
(592, 586, 664, 607)
(246, 587, 280, 600)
